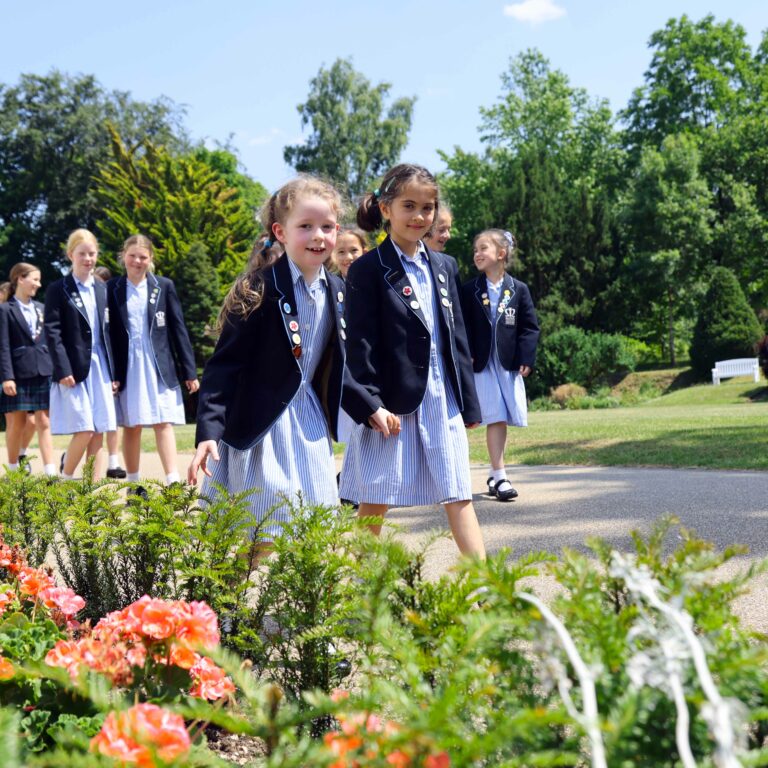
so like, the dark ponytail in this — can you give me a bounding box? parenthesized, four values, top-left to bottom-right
(356, 192, 383, 231)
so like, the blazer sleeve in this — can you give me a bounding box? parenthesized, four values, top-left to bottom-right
(446, 267, 481, 423)
(194, 309, 254, 446)
(44, 284, 73, 381)
(0, 307, 14, 382)
(164, 279, 198, 380)
(341, 258, 385, 419)
(516, 283, 540, 368)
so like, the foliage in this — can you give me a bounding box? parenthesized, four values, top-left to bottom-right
(0, 475, 766, 766)
(192, 145, 268, 216)
(533, 325, 637, 397)
(689, 266, 763, 378)
(172, 241, 219, 369)
(0, 71, 187, 285)
(283, 58, 415, 197)
(93, 125, 259, 291)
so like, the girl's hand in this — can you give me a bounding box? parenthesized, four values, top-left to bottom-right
(59, 375, 75, 388)
(465, 422, 480, 429)
(368, 407, 398, 438)
(188, 440, 219, 484)
(111, 381, 120, 394)
(519, 365, 532, 377)
(386, 412, 401, 436)
(185, 379, 200, 394)
(2, 380, 16, 397)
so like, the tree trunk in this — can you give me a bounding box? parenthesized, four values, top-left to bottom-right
(668, 288, 676, 367)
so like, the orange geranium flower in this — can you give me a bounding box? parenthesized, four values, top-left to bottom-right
(17, 566, 54, 599)
(175, 601, 220, 650)
(0, 656, 14, 680)
(90, 703, 190, 767)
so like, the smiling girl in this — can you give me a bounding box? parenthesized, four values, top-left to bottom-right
(44, 229, 117, 478)
(108, 235, 198, 486)
(339, 163, 485, 558)
(189, 176, 378, 536)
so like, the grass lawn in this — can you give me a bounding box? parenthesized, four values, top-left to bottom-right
(8, 375, 767, 471)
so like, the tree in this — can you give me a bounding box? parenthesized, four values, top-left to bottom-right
(621, 15, 756, 153)
(689, 266, 763, 378)
(193, 145, 268, 216)
(283, 59, 415, 197)
(617, 134, 714, 363)
(173, 242, 220, 367)
(0, 71, 187, 283)
(94, 126, 258, 292)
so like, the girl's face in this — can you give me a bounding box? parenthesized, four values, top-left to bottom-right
(333, 233, 364, 278)
(427, 211, 452, 251)
(273, 196, 339, 275)
(15, 270, 41, 300)
(380, 181, 436, 251)
(68, 240, 99, 277)
(473, 235, 506, 274)
(124, 245, 153, 282)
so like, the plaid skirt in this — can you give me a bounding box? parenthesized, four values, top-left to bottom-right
(0, 375, 51, 413)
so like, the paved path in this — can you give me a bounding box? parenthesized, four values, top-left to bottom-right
(6, 449, 768, 631)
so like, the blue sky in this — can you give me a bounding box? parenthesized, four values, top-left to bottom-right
(2, 0, 766, 191)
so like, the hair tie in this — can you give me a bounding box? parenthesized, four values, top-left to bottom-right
(372, 188, 380, 200)
(503, 231, 516, 249)
(263, 239, 272, 248)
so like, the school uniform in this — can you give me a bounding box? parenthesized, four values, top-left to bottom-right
(44, 274, 116, 434)
(0, 298, 52, 413)
(460, 273, 540, 426)
(108, 274, 196, 427)
(196, 254, 370, 536)
(339, 236, 480, 507)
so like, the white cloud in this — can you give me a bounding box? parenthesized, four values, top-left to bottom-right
(503, 0, 566, 24)
(247, 128, 282, 147)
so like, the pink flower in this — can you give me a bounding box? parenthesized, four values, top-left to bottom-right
(175, 601, 219, 649)
(0, 589, 16, 616)
(40, 586, 86, 617)
(189, 656, 235, 701)
(91, 703, 190, 767)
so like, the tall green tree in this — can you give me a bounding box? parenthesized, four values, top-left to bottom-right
(0, 71, 187, 283)
(283, 58, 415, 197)
(94, 126, 258, 292)
(440, 50, 623, 333)
(193, 145, 268, 217)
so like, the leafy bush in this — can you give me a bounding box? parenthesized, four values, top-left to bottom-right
(690, 266, 763, 379)
(533, 326, 637, 396)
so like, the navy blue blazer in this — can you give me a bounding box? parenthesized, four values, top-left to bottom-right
(195, 254, 374, 450)
(44, 275, 115, 383)
(108, 274, 197, 391)
(460, 273, 540, 372)
(0, 299, 53, 381)
(341, 236, 481, 424)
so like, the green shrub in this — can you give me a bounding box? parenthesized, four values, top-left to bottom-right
(533, 326, 637, 396)
(690, 266, 763, 379)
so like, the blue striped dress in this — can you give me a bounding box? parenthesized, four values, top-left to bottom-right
(339, 243, 472, 506)
(49, 278, 116, 435)
(473, 278, 528, 427)
(202, 260, 338, 537)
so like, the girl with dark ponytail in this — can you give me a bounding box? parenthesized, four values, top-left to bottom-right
(340, 163, 486, 559)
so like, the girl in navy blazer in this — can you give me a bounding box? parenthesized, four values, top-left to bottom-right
(44, 229, 117, 479)
(460, 229, 540, 501)
(189, 177, 378, 540)
(108, 235, 199, 486)
(339, 163, 486, 558)
(0, 263, 56, 474)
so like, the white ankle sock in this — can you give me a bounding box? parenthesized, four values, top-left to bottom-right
(43, 464, 56, 476)
(108, 454, 119, 469)
(491, 468, 507, 483)
(165, 472, 180, 485)
(127, 472, 140, 482)
(7, 462, 18, 471)
(62, 472, 74, 480)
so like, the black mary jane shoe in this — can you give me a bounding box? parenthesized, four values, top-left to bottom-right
(493, 479, 518, 501)
(486, 477, 497, 497)
(106, 466, 127, 479)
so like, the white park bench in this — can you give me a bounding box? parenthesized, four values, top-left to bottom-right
(711, 357, 760, 385)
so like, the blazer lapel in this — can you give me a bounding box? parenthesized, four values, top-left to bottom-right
(95, 280, 108, 332)
(495, 273, 517, 329)
(272, 255, 302, 360)
(147, 273, 160, 326)
(64, 274, 90, 324)
(376, 236, 429, 332)
(473, 276, 493, 325)
(9, 300, 34, 342)
(424, 246, 454, 330)
(115, 276, 129, 330)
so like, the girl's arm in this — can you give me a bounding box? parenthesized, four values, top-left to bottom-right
(0, 306, 15, 385)
(43, 284, 74, 383)
(516, 283, 541, 369)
